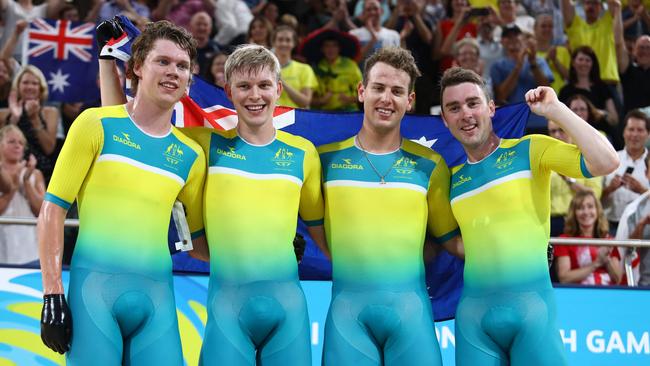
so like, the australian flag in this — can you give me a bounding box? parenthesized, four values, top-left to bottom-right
(25, 18, 100, 103)
(106, 16, 530, 321)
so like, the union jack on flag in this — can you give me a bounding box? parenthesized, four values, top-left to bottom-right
(25, 18, 99, 102)
(27, 18, 94, 61)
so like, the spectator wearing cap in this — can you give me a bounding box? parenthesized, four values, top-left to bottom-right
(490, 25, 553, 106)
(561, 0, 623, 84)
(300, 28, 362, 111)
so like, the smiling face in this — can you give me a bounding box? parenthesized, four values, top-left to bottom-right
(18, 72, 42, 101)
(225, 65, 282, 130)
(249, 19, 271, 46)
(358, 62, 414, 134)
(272, 29, 295, 57)
(623, 117, 650, 154)
(441, 82, 495, 151)
(575, 194, 598, 233)
(0, 128, 26, 163)
(189, 12, 212, 43)
(572, 51, 594, 78)
(133, 39, 191, 109)
(363, 0, 382, 23)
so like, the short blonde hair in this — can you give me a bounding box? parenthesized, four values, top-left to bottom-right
(454, 38, 480, 57)
(224, 44, 281, 84)
(0, 124, 27, 156)
(12, 65, 48, 102)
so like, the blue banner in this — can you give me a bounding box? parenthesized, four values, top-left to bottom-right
(0, 268, 648, 365)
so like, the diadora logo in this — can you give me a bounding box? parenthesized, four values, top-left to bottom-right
(452, 174, 472, 189)
(216, 146, 246, 160)
(272, 147, 295, 167)
(494, 150, 516, 170)
(331, 158, 364, 170)
(113, 132, 141, 150)
(394, 157, 417, 175)
(164, 143, 184, 166)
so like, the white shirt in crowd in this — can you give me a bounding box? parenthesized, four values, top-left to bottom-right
(603, 148, 650, 223)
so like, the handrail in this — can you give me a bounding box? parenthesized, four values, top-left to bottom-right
(0, 216, 645, 286)
(549, 237, 644, 288)
(0, 217, 79, 227)
(549, 237, 650, 248)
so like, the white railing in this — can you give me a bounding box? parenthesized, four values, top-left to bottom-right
(0, 217, 79, 227)
(549, 237, 648, 287)
(0, 216, 646, 286)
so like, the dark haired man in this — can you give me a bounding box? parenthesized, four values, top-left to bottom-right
(38, 21, 207, 365)
(319, 46, 462, 365)
(439, 66, 618, 365)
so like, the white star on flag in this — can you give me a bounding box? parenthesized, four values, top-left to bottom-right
(48, 69, 70, 93)
(411, 136, 437, 148)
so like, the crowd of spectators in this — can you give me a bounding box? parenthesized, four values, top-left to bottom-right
(0, 0, 649, 286)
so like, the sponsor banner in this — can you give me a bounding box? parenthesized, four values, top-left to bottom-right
(0, 268, 648, 365)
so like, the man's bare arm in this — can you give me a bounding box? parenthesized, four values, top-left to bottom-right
(38, 202, 67, 295)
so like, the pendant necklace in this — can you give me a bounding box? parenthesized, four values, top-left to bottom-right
(356, 135, 399, 184)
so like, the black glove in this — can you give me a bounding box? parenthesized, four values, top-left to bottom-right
(96, 17, 125, 60)
(41, 294, 72, 354)
(293, 233, 306, 263)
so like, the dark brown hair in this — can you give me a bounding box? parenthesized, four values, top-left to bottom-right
(440, 67, 491, 103)
(568, 46, 602, 85)
(623, 109, 650, 131)
(362, 47, 421, 92)
(126, 21, 197, 95)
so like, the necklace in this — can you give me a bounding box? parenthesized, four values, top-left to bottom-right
(356, 135, 400, 184)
